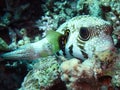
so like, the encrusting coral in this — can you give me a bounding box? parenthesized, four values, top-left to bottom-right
(60, 57, 98, 90)
(0, 37, 9, 51)
(1, 14, 120, 89)
(19, 56, 60, 90)
(0, 0, 120, 90)
(19, 49, 120, 90)
(60, 49, 120, 89)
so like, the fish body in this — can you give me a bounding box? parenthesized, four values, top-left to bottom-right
(1, 15, 114, 60)
(56, 15, 114, 60)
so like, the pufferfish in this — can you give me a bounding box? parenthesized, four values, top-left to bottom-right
(1, 15, 114, 60)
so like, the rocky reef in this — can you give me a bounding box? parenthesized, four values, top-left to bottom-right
(0, 0, 120, 90)
(19, 49, 120, 90)
(60, 50, 120, 89)
(19, 56, 62, 90)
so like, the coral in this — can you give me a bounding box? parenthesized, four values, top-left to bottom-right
(36, 16, 57, 37)
(0, 37, 9, 51)
(18, 49, 120, 90)
(60, 57, 101, 90)
(19, 56, 60, 90)
(40, 0, 78, 34)
(60, 49, 120, 89)
(8, 28, 31, 50)
(1, 0, 120, 90)
(112, 73, 120, 87)
(0, 59, 28, 90)
(112, 27, 120, 48)
(77, 0, 102, 17)
(40, 0, 120, 36)
(17, 28, 30, 47)
(100, 0, 120, 42)
(0, 0, 42, 50)
(0, 1, 44, 89)
(111, 54, 120, 87)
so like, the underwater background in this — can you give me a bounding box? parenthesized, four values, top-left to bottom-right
(0, 0, 120, 90)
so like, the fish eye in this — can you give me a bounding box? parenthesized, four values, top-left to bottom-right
(79, 27, 90, 41)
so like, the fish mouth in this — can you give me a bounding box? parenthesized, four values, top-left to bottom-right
(94, 47, 117, 62)
(95, 47, 116, 56)
(103, 46, 116, 52)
